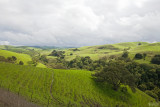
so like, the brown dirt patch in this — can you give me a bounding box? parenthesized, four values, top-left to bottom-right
(0, 88, 39, 107)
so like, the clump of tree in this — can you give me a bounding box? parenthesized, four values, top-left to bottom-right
(39, 55, 48, 64)
(134, 53, 143, 59)
(32, 56, 39, 66)
(134, 53, 147, 60)
(67, 56, 93, 70)
(72, 48, 80, 51)
(66, 56, 109, 71)
(0, 56, 17, 63)
(127, 62, 160, 100)
(98, 45, 119, 50)
(12, 56, 17, 61)
(49, 50, 65, 59)
(93, 61, 136, 92)
(151, 55, 160, 65)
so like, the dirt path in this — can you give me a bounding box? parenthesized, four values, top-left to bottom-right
(50, 72, 54, 100)
(0, 88, 39, 107)
(49, 72, 62, 104)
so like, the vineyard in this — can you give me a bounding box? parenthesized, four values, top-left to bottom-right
(0, 62, 155, 107)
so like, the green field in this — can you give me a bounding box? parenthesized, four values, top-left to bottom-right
(57, 42, 160, 64)
(57, 42, 146, 61)
(0, 49, 32, 65)
(0, 62, 155, 107)
(2, 42, 158, 64)
(0, 49, 47, 68)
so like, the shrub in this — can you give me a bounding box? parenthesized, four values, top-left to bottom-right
(19, 61, 24, 65)
(145, 90, 158, 100)
(151, 55, 160, 65)
(135, 53, 143, 59)
(122, 51, 128, 58)
(7, 57, 13, 62)
(70, 53, 73, 56)
(121, 87, 128, 93)
(12, 56, 17, 61)
(72, 48, 80, 51)
(138, 84, 147, 91)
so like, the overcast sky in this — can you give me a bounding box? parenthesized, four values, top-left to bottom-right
(0, 0, 160, 47)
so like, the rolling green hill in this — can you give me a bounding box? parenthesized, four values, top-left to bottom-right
(60, 42, 160, 64)
(52, 42, 142, 60)
(0, 49, 46, 68)
(1, 42, 160, 67)
(0, 49, 32, 65)
(0, 62, 156, 107)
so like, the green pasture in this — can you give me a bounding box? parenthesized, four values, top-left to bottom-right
(0, 62, 155, 107)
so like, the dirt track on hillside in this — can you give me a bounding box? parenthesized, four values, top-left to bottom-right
(0, 88, 39, 107)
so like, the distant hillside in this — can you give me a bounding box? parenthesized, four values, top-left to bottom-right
(0, 45, 42, 54)
(0, 49, 32, 65)
(0, 49, 46, 68)
(0, 62, 155, 107)
(1, 41, 160, 65)
(62, 42, 160, 64)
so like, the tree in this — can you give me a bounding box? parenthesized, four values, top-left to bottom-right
(135, 53, 143, 59)
(49, 50, 65, 58)
(32, 56, 39, 66)
(12, 56, 17, 61)
(7, 57, 13, 63)
(7, 57, 13, 61)
(151, 55, 160, 65)
(70, 53, 73, 56)
(39, 55, 48, 63)
(93, 61, 136, 92)
(122, 51, 128, 58)
(72, 48, 80, 51)
(19, 61, 24, 65)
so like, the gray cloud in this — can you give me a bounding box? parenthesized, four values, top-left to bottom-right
(0, 0, 160, 46)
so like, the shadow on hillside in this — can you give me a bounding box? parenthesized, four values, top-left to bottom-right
(91, 77, 132, 102)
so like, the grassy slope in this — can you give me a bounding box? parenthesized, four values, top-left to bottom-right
(59, 42, 160, 65)
(1, 42, 159, 64)
(128, 43, 160, 64)
(0, 49, 46, 68)
(0, 49, 32, 65)
(0, 62, 155, 107)
(63, 42, 149, 61)
(1, 42, 158, 64)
